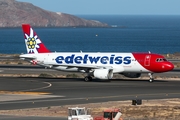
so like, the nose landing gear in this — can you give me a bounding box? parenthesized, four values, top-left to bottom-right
(148, 73, 154, 82)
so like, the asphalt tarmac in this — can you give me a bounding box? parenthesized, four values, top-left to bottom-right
(0, 77, 180, 110)
(0, 65, 180, 119)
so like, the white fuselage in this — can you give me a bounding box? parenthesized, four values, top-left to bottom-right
(20, 52, 149, 73)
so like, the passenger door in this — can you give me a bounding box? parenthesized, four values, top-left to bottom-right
(144, 55, 151, 66)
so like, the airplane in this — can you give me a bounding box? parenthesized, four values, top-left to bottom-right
(20, 24, 174, 82)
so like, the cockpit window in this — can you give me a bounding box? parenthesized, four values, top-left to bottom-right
(163, 58, 167, 61)
(156, 58, 167, 62)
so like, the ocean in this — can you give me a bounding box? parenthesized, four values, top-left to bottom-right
(0, 15, 180, 54)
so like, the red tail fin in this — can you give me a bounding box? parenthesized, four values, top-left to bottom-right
(22, 24, 50, 53)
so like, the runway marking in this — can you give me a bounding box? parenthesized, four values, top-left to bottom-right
(0, 94, 64, 102)
(0, 82, 52, 95)
(21, 82, 52, 91)
(0, 91, 50, 95)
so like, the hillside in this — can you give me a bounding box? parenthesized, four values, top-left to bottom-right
(0, 0, 108, 27)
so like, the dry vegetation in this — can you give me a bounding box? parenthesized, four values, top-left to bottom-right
(0, 99, 180, 120)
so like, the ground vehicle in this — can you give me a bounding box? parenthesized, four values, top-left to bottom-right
(94, 108, 122, 120)
(68, 107, 93, 120)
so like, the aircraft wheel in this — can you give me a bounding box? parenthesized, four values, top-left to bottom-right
(149, 78, 154, 83)
(148, 73, 154, 83)
(84, 76, 92, 82)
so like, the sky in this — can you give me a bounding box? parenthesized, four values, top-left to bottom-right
(17, 0, 180, 15)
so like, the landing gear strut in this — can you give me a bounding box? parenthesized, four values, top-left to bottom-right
(84, 76, 92, 82)
(148, 73, 154, 82)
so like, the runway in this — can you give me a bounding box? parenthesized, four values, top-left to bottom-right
(0, 77, 180, 110)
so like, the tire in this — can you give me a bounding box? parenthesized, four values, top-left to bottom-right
(149, 78, 154, 83)
(84, 76, 92, 82)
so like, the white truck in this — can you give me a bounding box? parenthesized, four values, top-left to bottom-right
(68, 107, 93, 120)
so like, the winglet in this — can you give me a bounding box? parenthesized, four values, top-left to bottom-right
(22, 24, 50, 54)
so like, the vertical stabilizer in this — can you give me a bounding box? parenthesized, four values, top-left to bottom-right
(22, 24, 50, 54)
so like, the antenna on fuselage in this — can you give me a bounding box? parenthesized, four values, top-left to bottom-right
(148, 51, 151, 54)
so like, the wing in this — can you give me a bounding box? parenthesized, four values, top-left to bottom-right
(48, 63, 113, 70)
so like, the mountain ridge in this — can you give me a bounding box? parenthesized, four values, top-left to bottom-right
(0, 0, 108, 27)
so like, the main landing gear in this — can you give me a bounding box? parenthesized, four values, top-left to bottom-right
(84, 76, 92, 82)
(148, 73, 154, 82)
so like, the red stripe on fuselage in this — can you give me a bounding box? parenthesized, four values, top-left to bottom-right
(132, 52, 174, 73)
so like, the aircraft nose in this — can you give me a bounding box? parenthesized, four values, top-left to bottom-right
(163, 62, 174, 71)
